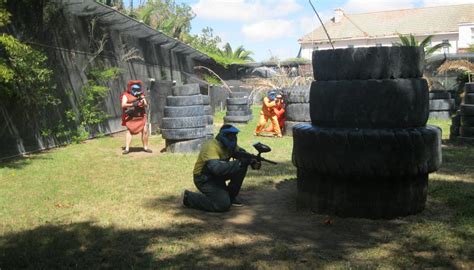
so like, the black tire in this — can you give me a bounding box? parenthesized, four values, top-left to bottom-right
(430, 99, 455, 110)
(292, 124, 442, 176)
(466, 83, 474, 94)
(161, 127, 207, 140)
(229, 92, 249, 98)
(165, 137, 209, 153)
(450, 125, 460, 137)
(164, 106, 205, 117)
(227, 97, 248, 105)
(227, 104, 249, 111)
(283, 85, 310, 103)
(310, 79, 429, 128)
(460, 104, 474, 116)
(452, 113, 461, 126)
(312, 46, 424, 81)
(204, 105, 212, 115)
(461, 116, 474, 127)
(172, 83, 200, 96)
(429, 111, 451, 119)
(460, 126, 474, 137)
(464, 93, 474, 105)
(161, 116, 207, 129)
(205, 125, 214, 135)
(202, 95, 210, 105)
(206, 115, 214, 124)
(166, 95, 203, 106)
(286, 103, 310, 122)
(297, 168, 428, 219)
(284, 121, 310, 136)
(224, 115, 250, 123)
(226, 110, 250, 116)
(429, 91, 451, 99)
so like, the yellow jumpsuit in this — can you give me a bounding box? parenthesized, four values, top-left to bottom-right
(255, 96, 282, 137)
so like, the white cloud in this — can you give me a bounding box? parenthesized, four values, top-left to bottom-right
(192, 0, 302, 22)
(423, 0, 474, 6)
(242, 19, 294, 42)
(342, 0, 416, 13)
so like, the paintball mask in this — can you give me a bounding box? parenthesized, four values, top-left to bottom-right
(131, 84, 143, 97)
(268, 90, 276, 101)
(216, 124, 240, 150)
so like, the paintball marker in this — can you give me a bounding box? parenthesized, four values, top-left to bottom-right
(232, 142, 277, 165)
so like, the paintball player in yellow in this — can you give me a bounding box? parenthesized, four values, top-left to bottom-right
(255, 90, 282, 137)
(181, 125, 261, 212)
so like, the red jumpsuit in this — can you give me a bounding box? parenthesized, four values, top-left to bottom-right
(120, 80, 147, 135)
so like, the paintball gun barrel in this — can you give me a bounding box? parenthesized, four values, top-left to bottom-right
(232, 142, 277, 165)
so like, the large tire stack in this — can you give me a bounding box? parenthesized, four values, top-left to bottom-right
(282, 85, 311, 136)
(429, 90, 455, 119)
(224, 91, 252, 124)
(161, 84, 212, 153)
(458, 83, 474, 141)
(293, 47, 442, 219)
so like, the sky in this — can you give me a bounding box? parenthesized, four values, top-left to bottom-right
(123, 0, 474, 62)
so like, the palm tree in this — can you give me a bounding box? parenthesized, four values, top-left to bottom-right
(395, 34, 449, 57)
(218, 43, 254, 62)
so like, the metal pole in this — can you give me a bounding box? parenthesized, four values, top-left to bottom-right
(308, 0, 335, 50)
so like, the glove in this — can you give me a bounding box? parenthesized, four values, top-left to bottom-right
(250, 159, 261, 170)
(239, 158, 252, 167)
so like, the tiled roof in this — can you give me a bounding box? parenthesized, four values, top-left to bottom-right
(299, 4, 474, 43)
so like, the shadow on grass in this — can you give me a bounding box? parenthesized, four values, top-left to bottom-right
(1, 178, 472, 268)
(0, 152, 52, 169)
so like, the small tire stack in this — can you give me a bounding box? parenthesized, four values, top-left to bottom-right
(161, 83, 212, 153)
(429, 90, 455, 119)
(224, 91, 252, 124)
(282, 85, 311, 136)
(293, 47, 442, 219)
(202, 95, 215, 139)
(457, 83, 474, 143)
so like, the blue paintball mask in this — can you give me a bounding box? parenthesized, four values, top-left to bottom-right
(268, 90, 276, 101)
(131, 84, 143, 97)
(216, 124, 240, 150)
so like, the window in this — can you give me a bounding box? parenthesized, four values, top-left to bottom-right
(376, 43, 382, 47)
(347, 44, 354, 48)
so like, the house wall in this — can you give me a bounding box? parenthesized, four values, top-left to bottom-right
(458, 23, 474, 50)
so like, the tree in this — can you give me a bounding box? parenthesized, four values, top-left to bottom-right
(395, 34, 449, 57)
(218, 43, 254, 62)
(189, 27, 221, 54)
(136, 0, 194, 40)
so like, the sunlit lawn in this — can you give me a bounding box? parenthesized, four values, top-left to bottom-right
(0, 109, 472, 269)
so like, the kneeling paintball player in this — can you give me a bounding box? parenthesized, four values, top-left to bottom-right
(181, 124, 261, 212)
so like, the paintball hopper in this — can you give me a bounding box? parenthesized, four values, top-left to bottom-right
(253, 142, 271, 153)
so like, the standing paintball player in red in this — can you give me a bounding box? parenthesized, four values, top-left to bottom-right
(120, 80, 152, 154)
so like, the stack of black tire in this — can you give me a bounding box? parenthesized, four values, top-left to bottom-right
(429, 90, 455, 119)
(282, 85, 311, 136)
(224, 91, 252, 124)
(456, 83, 474, 142)
(202, 95, 215, 138)
(161, 83, 212, 153)
(292, 47, 442, 219)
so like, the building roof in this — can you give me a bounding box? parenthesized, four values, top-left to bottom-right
(299, 4, 474, 44)
(58, 0, 213, 62)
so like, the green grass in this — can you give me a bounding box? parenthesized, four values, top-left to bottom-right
(0, 113, 473, 269)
